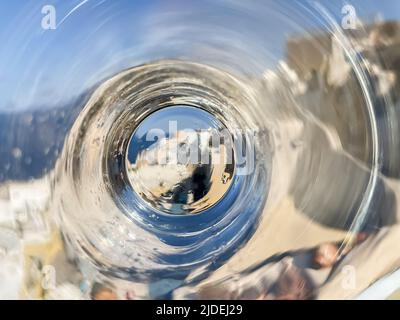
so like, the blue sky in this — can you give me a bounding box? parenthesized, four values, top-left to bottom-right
(0, 0, 399, 112)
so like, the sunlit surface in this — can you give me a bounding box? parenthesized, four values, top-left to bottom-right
(126, 105, 236, 215)
(1, 0, 400, 299)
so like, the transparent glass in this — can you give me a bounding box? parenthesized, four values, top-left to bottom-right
(0, 0, 400, 300)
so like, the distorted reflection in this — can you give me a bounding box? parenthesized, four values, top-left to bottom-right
(126, 106, 235, 215)
(1, 1, 400, 300)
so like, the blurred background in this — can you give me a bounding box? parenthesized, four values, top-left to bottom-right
(1, 0, 400, 299)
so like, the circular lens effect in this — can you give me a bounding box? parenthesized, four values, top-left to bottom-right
(56, 61, 270, 283)
(126, 105, 235, 215)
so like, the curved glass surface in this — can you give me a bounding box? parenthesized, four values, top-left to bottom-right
(1, 0, 400, 300)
